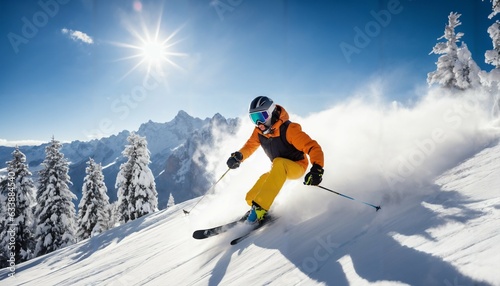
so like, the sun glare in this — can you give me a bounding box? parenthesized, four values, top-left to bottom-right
(113, 10, 187, 80)
(141, 41, 165, 63)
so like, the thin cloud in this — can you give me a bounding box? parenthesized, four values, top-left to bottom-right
(61, 28, 94, 44)
(0, 139, 47, 147)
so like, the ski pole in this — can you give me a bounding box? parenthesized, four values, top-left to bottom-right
(316, 185, 381, 212)
(183, 168, 231, 215)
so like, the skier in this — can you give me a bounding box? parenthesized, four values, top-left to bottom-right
(226, 96, 324, 224)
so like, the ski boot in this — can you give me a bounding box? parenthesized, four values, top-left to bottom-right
(245, 202, 267, 225)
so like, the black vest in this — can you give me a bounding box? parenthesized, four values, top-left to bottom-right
(258, 120, 305, 162)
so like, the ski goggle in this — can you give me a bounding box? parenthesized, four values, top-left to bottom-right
(249, 110, 270, 125)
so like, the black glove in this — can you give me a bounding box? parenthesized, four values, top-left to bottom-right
(304, 164, 324, 186)
(226, 151, 243, 169)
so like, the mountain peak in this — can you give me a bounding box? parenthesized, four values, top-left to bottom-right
(175, 110, 192, 120)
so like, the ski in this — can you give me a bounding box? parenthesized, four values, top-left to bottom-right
(192, 211, 250, 239)
(192, 219, 241, 239)
(230, 216, 277, 245)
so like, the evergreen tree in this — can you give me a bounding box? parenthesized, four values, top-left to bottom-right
(487, 0, 500, 19)
(77, 158, 110, 240)
(483, 0, 500, 70)
(167, 193, 175, 209)
(108, 201, 119, 229)
(428, 12, 462, 88)
(485, 21, 500, 68)
(0, 175, 5, 218)
(0, 148, 36, 266)
(116, 133, 158, 224)
(454, 43, 481, 89)
(34, 138, 77, 257)
(428, 12, 480, 90)
(483, 1, 500, 117)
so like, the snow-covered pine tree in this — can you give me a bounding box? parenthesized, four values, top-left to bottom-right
(167, 193, 175, 209)
(485, 21, 500, 68)
(0, 175, 5, 218)
(487, 0, 500, 19)
(0, 148, 36, 265)
(483, 1, 500, 117)
(34, 138, 77, 257)
(428, 12, 463, 89)
(454, 43, 481, 89)
(115, 132, 158, 224)
(107, 201, 119, 229)
(428, 12, 480, 90)
(77, 158, 110, 240)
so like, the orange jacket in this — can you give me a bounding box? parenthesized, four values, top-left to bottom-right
(239, 105, 324, 170)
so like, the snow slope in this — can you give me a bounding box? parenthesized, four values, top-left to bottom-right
(2, 88, 500, 285)
(1, 139, 499, 285)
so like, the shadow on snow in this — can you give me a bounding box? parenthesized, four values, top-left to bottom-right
(208, 185, 491, 286)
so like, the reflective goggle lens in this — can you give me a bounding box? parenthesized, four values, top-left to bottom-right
(249, 111, 269, 125)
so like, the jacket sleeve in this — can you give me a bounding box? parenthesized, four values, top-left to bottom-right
(286, 122, 324, 168)
(238, 128, 261, 162)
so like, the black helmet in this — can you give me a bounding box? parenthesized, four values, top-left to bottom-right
(248, 96, 276, 126)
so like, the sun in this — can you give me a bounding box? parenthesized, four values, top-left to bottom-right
(135, 36, 176, 74)
(112, 12, 186, 80)
(141, 41, 165, 63)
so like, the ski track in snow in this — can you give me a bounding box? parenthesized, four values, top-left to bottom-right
(2, 145, 500, 284)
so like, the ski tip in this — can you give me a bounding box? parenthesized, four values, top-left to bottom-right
(192, 231, 203, 239)
(193, 230, 210, 239)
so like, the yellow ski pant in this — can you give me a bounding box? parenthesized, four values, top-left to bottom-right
(245, 157, 306, 211)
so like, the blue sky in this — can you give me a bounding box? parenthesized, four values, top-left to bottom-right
(0, 0, 495, 144)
